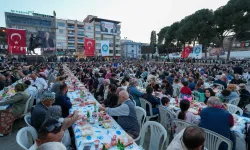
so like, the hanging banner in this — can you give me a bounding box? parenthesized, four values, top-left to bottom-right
(192, 44, 202, 59)
(181, 46, 192, 58)
(101, 41, 109, 56)
(100, 21, 117, 35)
(6, 28, 26, 55)
(84, 38, 95, 56)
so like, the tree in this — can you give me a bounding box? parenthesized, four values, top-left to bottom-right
(214, 0, 250, 60)
(150, 30, 157, 53)
(157, 26, 169, 44)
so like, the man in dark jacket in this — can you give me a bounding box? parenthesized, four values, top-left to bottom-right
(31, 91, 55, 130)
(54, 83, 72, 118)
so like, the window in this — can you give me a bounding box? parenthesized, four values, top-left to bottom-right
(116, 50, 120, 54)
(109, 50, 113, 53)
(96, 37, 101, 40)
(78, 31, 84, 35)
(95, 25, 100, 29)
(131, 45, 134, 47)
(115, 44, 120, 47)
(57, 22, 65, 27)
(59, 29, 64, 34)
(95, 31, 101, 34)
(96, 43, 101, 47)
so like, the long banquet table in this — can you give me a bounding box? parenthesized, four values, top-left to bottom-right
(64, 66, 142, 150)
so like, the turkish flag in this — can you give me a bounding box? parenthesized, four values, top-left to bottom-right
(181, 46, 192, 58)
(6, 28, 26, 55)
(84, 38, 95, 56)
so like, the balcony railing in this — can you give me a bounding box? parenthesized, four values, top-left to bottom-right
(68, 26, 75, 29)
(77, 34, 84, 36)
(77, 27, 84, 30)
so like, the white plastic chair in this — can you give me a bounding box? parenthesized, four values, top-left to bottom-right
(139, 121, 168, 150)
(201, 127, 233, 150)
(139, 97, 158, 121)
(158, 105, 176, 128)
(227, 104, 243, 115)
(228, 98, 240, 106)
(245, 104, 250, 112)
(21, 96, 34, 117)
(171, 119, 197, 135)
(213, 83, 225, 90)
(134, 106, 147, 141)
(16, 127, 37, 150)
(24, 114, 32, 127)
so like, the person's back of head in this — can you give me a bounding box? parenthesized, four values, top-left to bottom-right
(178, 99, 190, 120)
(183, 126, 205, 150)
(37, 142, 66, 150)
(221, 89, 231, 97)
(146, 86, 154, 95)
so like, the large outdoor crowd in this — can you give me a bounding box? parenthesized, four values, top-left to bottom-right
(0, 60, 250, 150)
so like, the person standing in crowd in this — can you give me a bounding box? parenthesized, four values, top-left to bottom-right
(54, 83, 72, 118)
(200, 97, 235, 150)
(110, 73, 119, 87)
(0, 83, 30, 135)
(173, 78, 182, 97)
(167, 126, 206, 150)
(99, 91, 140, 139)
(128, 79, 144, 106)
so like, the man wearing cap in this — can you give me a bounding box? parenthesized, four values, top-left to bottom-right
(31, 91, 56, 130)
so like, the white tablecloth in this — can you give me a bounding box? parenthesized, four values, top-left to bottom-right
(68, 91, 141, 150)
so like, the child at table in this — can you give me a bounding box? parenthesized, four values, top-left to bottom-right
(161, 97, 176, 116)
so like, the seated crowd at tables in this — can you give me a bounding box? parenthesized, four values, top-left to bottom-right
(0, 60, 250, 150)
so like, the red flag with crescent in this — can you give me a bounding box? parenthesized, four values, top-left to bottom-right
(6, 28, 26, 55)
(84, 38, 95, 56)
(181, 46, 192, 58)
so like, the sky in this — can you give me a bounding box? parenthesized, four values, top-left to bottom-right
(0, 0, 229, 43)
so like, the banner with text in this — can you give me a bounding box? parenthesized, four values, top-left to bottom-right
(100, 21, 117, 35)
(192, 45, 202, 58)
(6, 28, 26, 55)
(101, 41, 109, 56)
(84, 38, 95, 56)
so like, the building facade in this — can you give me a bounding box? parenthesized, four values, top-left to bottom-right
(5, 11, 56, 55)
(121, 40, 143, 59)
(83, 15, 121, 57)
(56, 19, 85, 56)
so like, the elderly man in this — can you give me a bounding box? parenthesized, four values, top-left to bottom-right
(30, 74, 48, 90)
(99, 91, 140, 139)
(167, 126, 206, 150)
(214, 75, 227, 89)
(199, 96, 235, 150)
(31, 91, 56, 130)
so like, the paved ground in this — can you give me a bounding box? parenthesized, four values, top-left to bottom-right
(1, 85, 250, 150)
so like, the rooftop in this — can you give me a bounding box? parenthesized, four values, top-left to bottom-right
(89, 17, 121, 24)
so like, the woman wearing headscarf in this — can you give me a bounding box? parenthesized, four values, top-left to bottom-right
(0, 83, 30, 135)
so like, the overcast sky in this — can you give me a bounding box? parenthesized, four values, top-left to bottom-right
(0, 0, 229, 43)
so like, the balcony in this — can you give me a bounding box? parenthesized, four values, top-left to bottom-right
(77, 27, 84, 31)
(68, 39, 75, 43)
(68, 46, 75, 49)
(68, 33, 75, 37)
(77, 34, 84, 37)
(67, 26, 75, 30)
(78, 39, 84, 43)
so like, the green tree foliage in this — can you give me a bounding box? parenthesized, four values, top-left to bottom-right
(158, 0, 250, 60)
